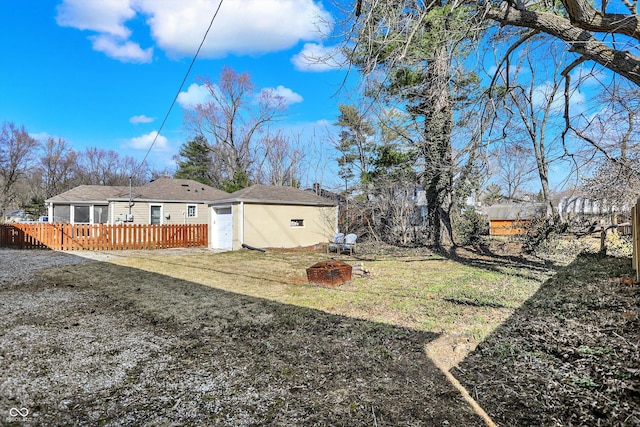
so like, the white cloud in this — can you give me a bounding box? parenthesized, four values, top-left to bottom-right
(56, 0, 135, 38)
(262, 85, 303, 105)
(29, 132, 52, 142)
(56, 0, 333, 62)
(129, 131, 169, 151)
(569, 67, 607, 88)
(531, 81, 587, 115)
(177, 83, 214, 109)
(90, 34, 153, 63)
(129, 114, 155, 124)
(291, 43, 344, 72)
(139, 0, 332, 58)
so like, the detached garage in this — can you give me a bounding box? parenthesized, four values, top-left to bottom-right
(208, 185, 338, 250)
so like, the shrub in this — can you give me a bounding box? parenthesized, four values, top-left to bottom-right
(605, 230, 633, 257)
(454, 209, 488, 246)
(521, 215, 567, 254)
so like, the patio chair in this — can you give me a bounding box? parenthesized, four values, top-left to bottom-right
(327, 233, 344, 254)
(341, 233, 357, 256)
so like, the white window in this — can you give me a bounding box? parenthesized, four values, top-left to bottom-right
(290, 219, 304, 227)
(150, 205, 162, 225)
(93, 205, 109, 223)
(187, 205, 197, 218)
(73, 205, 90, 223)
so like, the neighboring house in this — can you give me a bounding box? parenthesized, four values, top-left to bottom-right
(558, 195, 629, 224)
(4, 209, 28, 223)
(208, 184, 338, 250)
(45, 177, 228, 225)
(487, 203, 547, 236)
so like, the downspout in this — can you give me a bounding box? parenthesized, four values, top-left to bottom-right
(128, 176, 134, 218)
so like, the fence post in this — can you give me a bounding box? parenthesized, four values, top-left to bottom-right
(634, 202, 640, 283)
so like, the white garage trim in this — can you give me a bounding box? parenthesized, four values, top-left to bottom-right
(211, 205, 233, 250)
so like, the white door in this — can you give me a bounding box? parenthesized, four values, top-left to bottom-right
(212, 207, 232, 250)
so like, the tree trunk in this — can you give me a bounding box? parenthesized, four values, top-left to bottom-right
(419, 46, 454, 248)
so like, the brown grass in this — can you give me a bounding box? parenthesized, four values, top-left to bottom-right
(2, 238, 636, 425)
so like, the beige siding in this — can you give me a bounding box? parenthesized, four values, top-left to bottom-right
(110, 201, 210, 225)
(240, 203, 337, 249)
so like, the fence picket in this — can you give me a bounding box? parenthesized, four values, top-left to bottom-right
(0, 223, 208, 251)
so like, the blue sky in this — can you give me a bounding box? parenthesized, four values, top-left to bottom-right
(0, 0, 352, 187)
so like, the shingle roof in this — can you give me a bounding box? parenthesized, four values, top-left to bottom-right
(45, 178, 229, 204)
(121, 177, 228, 202)
(210, 184, 337, 206)
(487, 203, 547, 220)
(45, 185, 130, 203)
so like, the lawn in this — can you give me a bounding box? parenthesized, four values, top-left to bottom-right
(1, 239, 637, 425)
(106, 245, 548, 341)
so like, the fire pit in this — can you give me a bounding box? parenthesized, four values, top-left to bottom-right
(306, 260, 352, 286)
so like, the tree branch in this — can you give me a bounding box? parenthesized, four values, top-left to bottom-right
(560, 0, 640, 40)
(483, 4, 640, 85)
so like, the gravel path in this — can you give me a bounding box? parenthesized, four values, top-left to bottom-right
(0, 247, 213, 286)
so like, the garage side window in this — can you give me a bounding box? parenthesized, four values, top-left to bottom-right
(187, 205, 197, 218)
(290, 219, 304, 227)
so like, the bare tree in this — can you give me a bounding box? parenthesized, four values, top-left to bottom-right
(0, 122, 38, 216)
(487, 37, 576, 214)
(579, 82, 640, 212)
(77, 147, 148, 186)
(572, 80, 640, 164)
(480, 0, 640, 86)
(184, 67, 288, 191)
(581, 159, 640, 216)
(490, 141, 536, 201)
(255, 131, 305, 187)
(38, 137, 79, 198)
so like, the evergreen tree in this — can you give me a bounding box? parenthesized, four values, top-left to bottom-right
(347, 1, 480, 247)
(334, 104, 376, 187)
(174, 135, 215, 187)
(221, 170, 251, 193)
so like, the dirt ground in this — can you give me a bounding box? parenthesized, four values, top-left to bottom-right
(1, 248, 483, 426)
(1, 245, 638, 426)
(458, 252, 640, 426)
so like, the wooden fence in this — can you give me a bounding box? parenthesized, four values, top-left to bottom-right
(0, 223, 208, 251)
(633, 201, 640, 282)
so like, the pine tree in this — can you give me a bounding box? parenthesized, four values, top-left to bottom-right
(174, 135, 215, 187)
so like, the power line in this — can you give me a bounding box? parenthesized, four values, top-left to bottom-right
(135, 0, 225, 175)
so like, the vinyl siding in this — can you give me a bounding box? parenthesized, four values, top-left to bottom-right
(110, 201, 210, 225)
(239, 204, 337, 249)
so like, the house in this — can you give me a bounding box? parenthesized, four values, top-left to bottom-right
(45, 177, 228, 225)
(487, 203, 547, 236)
(208, 184, 338, 250)
(558, 195, 629, 223)
(3, 209, 28, 223)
